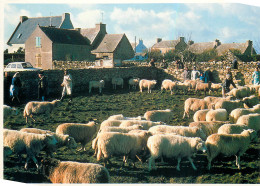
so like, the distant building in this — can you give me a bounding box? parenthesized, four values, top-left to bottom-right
(151, 37, 187, 54)
(7, 13, 74, 53)
(130, 39, 148, 61)
(25, 25, 94, 70)
(92, 34, 135, 67)
(187, 39, 221, 54)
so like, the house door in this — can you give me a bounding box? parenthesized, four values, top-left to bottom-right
(36, 53, 42, 68)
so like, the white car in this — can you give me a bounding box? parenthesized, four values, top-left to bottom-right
(4, 62, 42, 72)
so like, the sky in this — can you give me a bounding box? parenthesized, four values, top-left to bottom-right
(2, 0, 260, 53)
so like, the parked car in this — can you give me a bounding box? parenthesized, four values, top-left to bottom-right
(4, 62, 42, 72)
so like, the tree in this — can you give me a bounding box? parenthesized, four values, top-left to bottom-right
(147, 49, 163, 62)
(4, 49, 8, 53)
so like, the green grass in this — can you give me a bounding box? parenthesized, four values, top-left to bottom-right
(3, 88, 260, 183)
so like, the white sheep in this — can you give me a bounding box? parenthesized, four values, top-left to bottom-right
(96, 131, 151, 167)
(148, 125, 207, 140)
(217, 124, 249, 134)
(205, 109, 228, 122)
(139, 79, 157, 93)
(214, 99, 244, 114)
(189, 121, 228, 137)
(89, 80, 105, 94)
(226, 86, 250, 99)
(3, 105, 19, 121)
(41, 158, 110, 183)
(229, 104, 260, 123)
(100, 120, 123, 130)
(20, 128, 77, 155)
(203, 96, 234, 106)
(147, 134, 207, 171)
(23, 99, 60, 123)
(56, 121, 99, 151)
(144, 109, 173, 123)
(99, 125, 143, 133)
(206, 129, 257, 170)
(209, 83, 222, 94)
(112, 77, 124, 89)
(119, 120, 165, 130)
(193, 109, 211, 122)
(3, 129, 57, 170)
(161, 79, 177, 95)
(175, 81, 189, 95)
(107, 114, 143, 121)
(236, 113, 260, 132)
(184, 79, 199, 90)
(195, 81, 212, 95)
(128, 78, 140, 90)
(242, 95, 259, 108)
(183, 98, 214, 118)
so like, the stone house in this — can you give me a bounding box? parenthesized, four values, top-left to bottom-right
(7, 13, 74, 53)
(187, 39, 221, 54)
(25, 25, 94, 70)
(91, 34, 135, 67)
(151, 37, 188, 54)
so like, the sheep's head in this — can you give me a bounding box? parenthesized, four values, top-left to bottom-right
(67, 136, 77, 149)
(40, 158, 60, 176)
(195, 138, 207, 153)
(243, 129, 258, 143)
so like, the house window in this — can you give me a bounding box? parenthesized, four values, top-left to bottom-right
(36, 37, 41, 48)
(17, 34, 22, 39)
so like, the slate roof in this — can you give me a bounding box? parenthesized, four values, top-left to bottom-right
(188, 42, 216, 54)
(39, 26, 90, 45)
(216, 43, 248, 55)
(8, 16, 66, 44)
(92, 34, 124, 53)
(152, 40, 179, 49)
(80, 28, 100, 44)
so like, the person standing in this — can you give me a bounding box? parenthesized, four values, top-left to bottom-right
(38, 71, 48, 101)
(204, 67, 210, 83)
(232, 58, 238, 69)
(60, 70, 73, 102)
(191, 66, 200, 80)
(222, 67, 237, 97)
(10, 72, 22, 105)
(183, 66, 190, 82)
(252, 67, 260, 85)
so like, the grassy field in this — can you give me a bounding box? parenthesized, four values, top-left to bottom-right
(3, 87, 260, 184)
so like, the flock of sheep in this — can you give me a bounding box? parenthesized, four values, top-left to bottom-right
(3, 76, 260, 183)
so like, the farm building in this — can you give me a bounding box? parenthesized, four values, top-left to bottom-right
(6, 13, 74, 53)
(25, 25, 94, 70)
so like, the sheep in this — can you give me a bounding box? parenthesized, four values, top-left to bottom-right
(128, 77, 140, 90)
(217, 124, 249, 134)
(175, 81, 189, 94)
(96, 131, 152, 167)
(56, 121, 99, 151)
(89, 80, 105, 94)
(100, 120, 123, 130)
(193, 109, 211, 122)
(147, 134, 207, 171)
(161, 79, 177, 95)
(242, 95, 259, 108)
(206, 129, 257, 170)
(203, 96, 234, 106)
(183, 98, 214, 118)
(119, 120, 165, 130)
(3, 105, 19, 120)
(20, 128, 77, 155)
(3, 129, 57, 170)
(148, 125, 207, 140)
(41, 158, 110, 183)
(189, 121, 228, 137)
(195, 81, 212, 95)
(107, 114, 143, 121)
(139, 79, 157, 93)
(209, 83, 222, 94)
(236, 113, 260, 132)
(229, 104, 260, 123)
(112, 77, 124, 89)
(214, 99, 244, 114)
(184, 79, 200, 90)
(144, 109, 173, 123)
(226, 86, 250, 99)
(99, 125, 143, 133)
(205, 109, 228, 122)
(23, 99, 60, 124)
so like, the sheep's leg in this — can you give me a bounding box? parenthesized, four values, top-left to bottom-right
(136, 155, 142, 163)
(176, 157, 182, 171)
(25, 155, 38, 170)
(235, 155, 241, 169)
(148, 156, 156, 171)
(188, 157, 197, 171)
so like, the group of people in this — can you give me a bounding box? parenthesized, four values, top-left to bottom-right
(183, 66, 211, 83)
(8, 70, 73, 105)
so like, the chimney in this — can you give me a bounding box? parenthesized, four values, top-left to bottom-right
(179, 37, 185, 42)
(157, 38, 162, 43)
(188, 40, 194, 45)
(95, 23, 107, 34)
(62, 13, 70, 22)
(75, 28, 81, 33)
(214, 39, 221, 47)
(246, 40, 252, 47)
(20, 16, 28, 23)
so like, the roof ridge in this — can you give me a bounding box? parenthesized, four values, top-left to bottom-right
(28, 15, 62, 19)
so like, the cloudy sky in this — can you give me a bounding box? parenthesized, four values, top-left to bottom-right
(2, 0, 260, 53)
